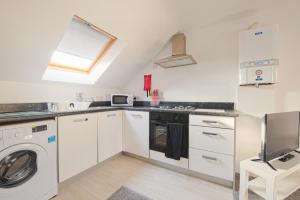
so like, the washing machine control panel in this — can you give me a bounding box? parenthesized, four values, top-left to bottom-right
(1, 122, 54, 147)
(3, 124, 49, 145)
(32, 125, 47, 133)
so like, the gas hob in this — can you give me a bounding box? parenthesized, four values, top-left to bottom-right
(159, 105, 196, 111)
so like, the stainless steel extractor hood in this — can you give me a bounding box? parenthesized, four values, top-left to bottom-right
(155, 33, 197, 68)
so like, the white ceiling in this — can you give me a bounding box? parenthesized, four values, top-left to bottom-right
(0, 0, 276, 88)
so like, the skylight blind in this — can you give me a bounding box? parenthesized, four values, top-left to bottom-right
(49, 16, 115, 72)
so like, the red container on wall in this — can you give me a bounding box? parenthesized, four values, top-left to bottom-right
(144, 74, 152, 97)
(144, 74, 152, 91)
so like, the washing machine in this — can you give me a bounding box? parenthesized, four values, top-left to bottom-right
(0, 118, 58, 200)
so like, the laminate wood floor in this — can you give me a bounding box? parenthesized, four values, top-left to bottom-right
(52, 155, 234, 200)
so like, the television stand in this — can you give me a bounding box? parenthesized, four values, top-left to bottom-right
(240, 152, 300, 200)
(250, 158, 277, 171)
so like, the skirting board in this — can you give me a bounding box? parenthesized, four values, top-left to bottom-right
(122, 151, 233, 188)
(59, 151, 233, 189)
(149, 150, 189, 169)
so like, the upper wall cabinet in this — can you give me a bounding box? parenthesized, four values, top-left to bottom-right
(58, 113, 98, 182)
(98, 111, 123, 162)
(123, 111, 149, 158)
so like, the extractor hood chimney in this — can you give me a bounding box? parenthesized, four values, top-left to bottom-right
(155, 33, 197, 68)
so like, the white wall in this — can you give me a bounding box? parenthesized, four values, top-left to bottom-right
(124, 0, 300, 116)
(0, 0, 178, 89)
(235, 113, 262, 172)
(235, 1, 300, 168)
(234, 0, 300, 168)
(123, 0, 300, 166)
(0, 81, 119, 103)
(124, 20, 240, 102)
(1, 0, 299, 166)
(237, 0, 300, 117)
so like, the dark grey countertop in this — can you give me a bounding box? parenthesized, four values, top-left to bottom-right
(122, 107, 239, 117)
(0, 112, 57, 125)
(0, 106, 239, 125)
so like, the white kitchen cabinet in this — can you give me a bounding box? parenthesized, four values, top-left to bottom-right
(123, 111, 149, 158)
(58, 113, 98, 182)
(189, 114, 235, 182)
(189, 126, 234, 155)
(189, 148, 234, 181)
(98, 110, 123, 162)
(190, 115, 235, 129)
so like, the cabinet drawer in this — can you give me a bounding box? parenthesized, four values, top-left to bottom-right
(189, 115, 234, 129)
(189, 148, 234, 181)
(189, 126, 234, 155)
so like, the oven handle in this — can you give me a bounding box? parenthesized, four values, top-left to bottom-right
(150, 120, 168, 126)
(151, 121, 188, 125)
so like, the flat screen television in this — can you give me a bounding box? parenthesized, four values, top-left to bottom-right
(260, 111, 300, 162)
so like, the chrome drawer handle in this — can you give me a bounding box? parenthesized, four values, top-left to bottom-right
(202, 155, 218, 161)
(107, 114, 116, 117)
(73, 118, 88, 122)
(131, 114, 142, 118)
(202, 132, 219, 136)
(202, 120, 218, 124)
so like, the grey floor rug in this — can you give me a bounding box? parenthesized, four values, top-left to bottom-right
(107, 186, 152, 200)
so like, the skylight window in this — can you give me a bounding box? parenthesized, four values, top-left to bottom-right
(48, 15, 117, 74)
(43, 15, 123, 85)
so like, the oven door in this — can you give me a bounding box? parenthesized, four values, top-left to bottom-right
(150, 120, 168, 153)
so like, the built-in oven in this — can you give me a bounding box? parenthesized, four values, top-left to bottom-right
(150, 112, 189, 159)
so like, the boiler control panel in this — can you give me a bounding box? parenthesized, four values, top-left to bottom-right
(239, 58, 278, 85)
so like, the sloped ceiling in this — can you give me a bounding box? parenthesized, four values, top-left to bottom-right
(0, 0, 275, 88)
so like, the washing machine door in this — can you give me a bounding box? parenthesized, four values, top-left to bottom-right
(0, 143, 57, 200)
(0, 150, 37, 188)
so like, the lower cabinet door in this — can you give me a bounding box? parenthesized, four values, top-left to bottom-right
(189, 148, 234, 181)
(123, 111, 149, 158)
(58, 113, 98, 182)
(98, 111, 123, 162)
